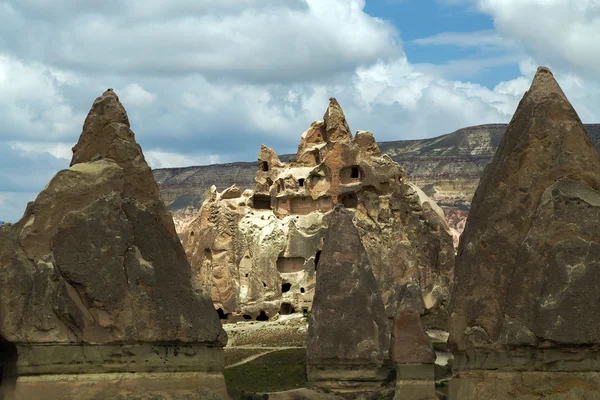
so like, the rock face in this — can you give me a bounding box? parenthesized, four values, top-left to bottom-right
(0, 90, 227, 399)
(306, 207, 390, 391)
(391, 285, 437, 400)
(182, 99, 454, 331)
(449, 67, 600, 398)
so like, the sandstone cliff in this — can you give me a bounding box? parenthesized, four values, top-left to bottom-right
(449, 67, 600, 398)
(0, 90, 227, 400)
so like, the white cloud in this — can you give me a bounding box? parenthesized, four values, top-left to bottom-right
(1, 0, 400, 82)
(145, 150, 221, 169)
(413, 30, 519, 49)
(473, 0, 600, 76)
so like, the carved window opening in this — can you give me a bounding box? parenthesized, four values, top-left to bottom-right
(261, 161, 269, 172)
(256, 311, 269, 321)
(282, 283, 292, 293)
(279, 303, 295, 315)
(252, 194, 271, 210)
(300, 287, 305, 294)
(277, 257, 305, 273)
(351, 167, 359, 178)
(298, 178, 305, 187)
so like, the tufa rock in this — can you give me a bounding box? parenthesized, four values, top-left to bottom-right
(449, 67, 600, 398)
(182, 98, 454, 330)
(0, 90, 227, 399)
(306, 206, 390, 391)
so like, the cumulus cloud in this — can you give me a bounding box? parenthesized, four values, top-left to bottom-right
(463, 0, 600, 76)
(0, 0, 599, 222)
(0, 0, 400, 82)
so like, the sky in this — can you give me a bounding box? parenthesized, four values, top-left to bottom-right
(1, 0, 599, 222)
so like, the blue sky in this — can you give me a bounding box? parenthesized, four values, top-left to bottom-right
(0, 0, 599, 221)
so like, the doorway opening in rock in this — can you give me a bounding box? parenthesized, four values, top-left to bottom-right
(298, 178, 305, 187)
(256, 311, 269, 321)
(339, 192, 358, 208)
(0, 335, 17, 387)
(216, 308, 229, 320)
(252, 194, 271, 210)
(300, 287, 305, 294)
(314, 250, 322, 271)
(243, 314, 252, 320)
(280, 303, 295, 315)
(351, 167, 359, 178)
(261, 161, 269, 172)
(282, 283, 292, 293)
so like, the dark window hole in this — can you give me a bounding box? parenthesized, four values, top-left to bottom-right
(216, 308, 229, 320)
(282, 283, 292, 293)
(256, 311, 269, 321)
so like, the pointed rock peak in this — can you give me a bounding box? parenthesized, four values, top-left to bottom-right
(323, 97, 352, 142)
(70, 89, 134, 167)
(526, 65, 568, 102)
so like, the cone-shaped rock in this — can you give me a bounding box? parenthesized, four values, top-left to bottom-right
(306, 206, 390, 392)
(449, 67, 600, 398)
(0, 90, 227, 399)
(323, 98, 352, 142)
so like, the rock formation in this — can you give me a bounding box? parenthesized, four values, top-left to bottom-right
(306, 207, 391, 392)
(0, 90, 227, 399)
(154, 125, 600, 246)
(449, 67, 600, 398)
(391, 285, 436, 400)
(182, 99, 454, 331)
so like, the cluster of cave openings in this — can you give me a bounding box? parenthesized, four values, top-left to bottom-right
(279, 303, 295, 315)
(276, 257, 305, 273)
(340, 165, 362, 184)
(252, 194, 272, 210)
(216, 308, 229, 320)
(339, 192, 358, 209)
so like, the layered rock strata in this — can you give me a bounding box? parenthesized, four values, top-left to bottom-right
(449, 67, 600, 398)
(0, 90, 227, 400)
(306, 207, 391, 392)
(182, 99, 454, 331)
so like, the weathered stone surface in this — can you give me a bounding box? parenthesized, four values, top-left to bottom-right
(306, 207, 390, 389)
(0, 90, 227, 399)
(449, 67, 600, 398)
(182, 99, 454, 329)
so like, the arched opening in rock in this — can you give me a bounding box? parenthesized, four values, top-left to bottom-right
(282, 283, 292, 293)
(279, 303, 295, 315)
(216, 308, 229, 320)
(298, 178, 305, 187)
(261, 161, 269, 172)
(243, 314, 252, 320)
(252, 194, 272, 210)
(314, 250, 321, 271)
(339, 192, 358, 208)
(0, 335, 17, 387)
(256, 311, 269, 321)
(340, 165, 362, 184)
(276, 257, 305, 273)
(190, 231, 195, 237)
(300, 287, 305, 294)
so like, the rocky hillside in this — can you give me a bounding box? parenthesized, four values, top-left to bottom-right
(154, 123, 600, 233)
